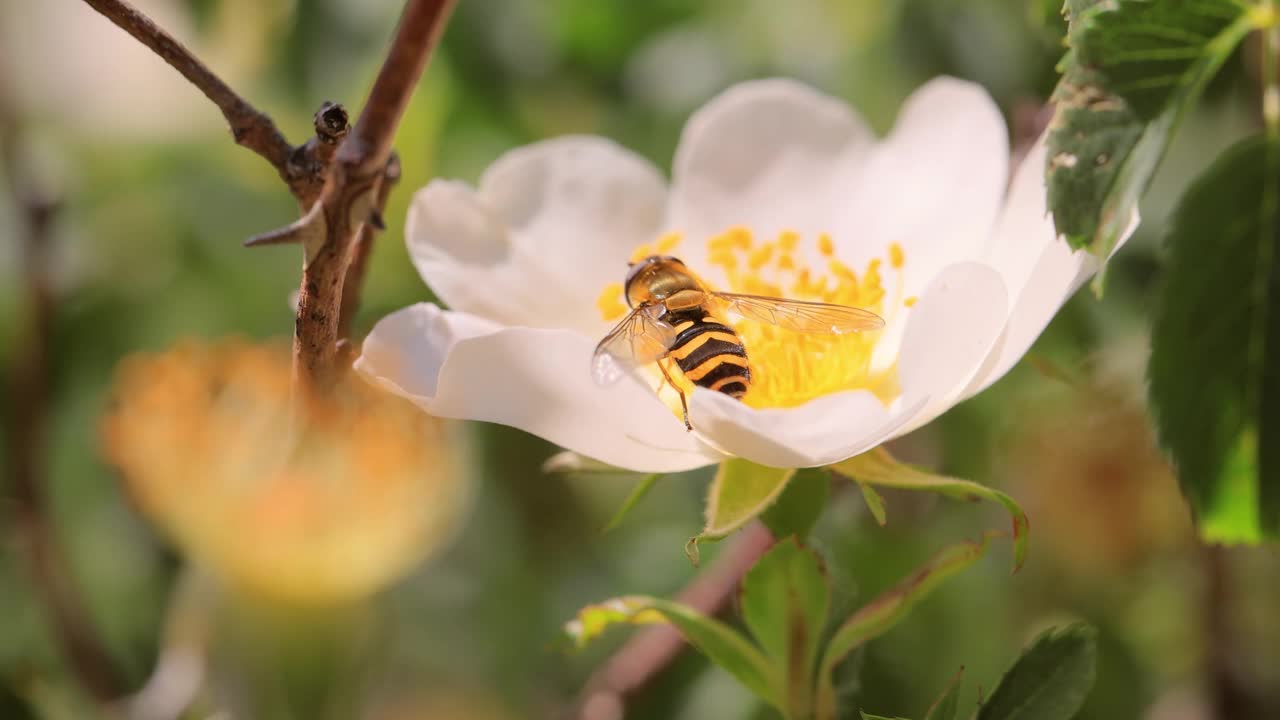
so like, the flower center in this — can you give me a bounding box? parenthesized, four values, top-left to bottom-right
(597, 228, 912, 411)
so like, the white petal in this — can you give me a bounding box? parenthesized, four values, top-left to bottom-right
(981, 134, 1058, 299)
(885, 262, 1009, 438)
(960, 135, 1140, 400)
(667, 78, 876, 275)
(825, 78, 1009, 296)
(355, 303, 724, 473)
(688, 389, 927, 469)
(665, 77, 1006, 324)
(406, 136, 668, 336)
(687, 263, 1006, 467)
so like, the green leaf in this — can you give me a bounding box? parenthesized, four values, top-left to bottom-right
(977, 623, 1098, 720)
(830, 448, 1029, 572)
(687, 459, 795, 564)
(860, 713, 911, 720)
(923, 667, 964, 720)
(602, 473, 663, 533)
(813, 533, 997, 719)
(1046, 0, 1255, 278)
(564, 595, 777, 707)
(856, 480, 888, 526)
(1148, 136, 1280, 541)
(1076, 0, 1254, 123)
(740, 539, 830, 717)
(760, 468, 830, 540)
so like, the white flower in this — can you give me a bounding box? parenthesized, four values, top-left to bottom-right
(356, 78, 1134, 473)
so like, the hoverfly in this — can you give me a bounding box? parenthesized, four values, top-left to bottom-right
(592, 255, 885, 429)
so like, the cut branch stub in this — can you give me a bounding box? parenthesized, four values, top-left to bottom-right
(287, 101, 351, 208)
(315, 101, 350, 142)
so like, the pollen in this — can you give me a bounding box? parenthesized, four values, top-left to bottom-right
(629, 231, 684, 263)
(701, 227, 904, 409)
(889, 242, 905, 269)
(596, 282, 628, 321)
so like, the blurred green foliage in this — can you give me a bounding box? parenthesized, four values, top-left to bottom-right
(2, 0, 1280, 718)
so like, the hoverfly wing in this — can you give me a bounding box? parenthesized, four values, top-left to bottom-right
(713, 292, 885, 334)
(591, 304, 677, 385)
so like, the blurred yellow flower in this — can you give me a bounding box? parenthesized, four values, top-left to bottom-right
(102, 340, 467, 605)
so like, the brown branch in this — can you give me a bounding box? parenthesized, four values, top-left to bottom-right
(287, 102, 351, 209)
(292, 0, 456, 390)
(80, 0, 293, 180)
(571, 523, 776, 720)
(81, 0, 454, 391)
(338, 152, 401, 341)
(343, 0, 455, 176)
(80, 0, 356, 211)
(2, 127, 126, 702)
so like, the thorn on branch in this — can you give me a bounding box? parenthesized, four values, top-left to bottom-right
(243, 225, 302, 248)
(243, 201, 326, 257)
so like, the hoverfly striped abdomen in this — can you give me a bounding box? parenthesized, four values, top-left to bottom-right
(661, 307, 752, 399)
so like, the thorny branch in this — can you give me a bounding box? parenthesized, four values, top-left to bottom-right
(82, 0, 457, 392)
(291, 0, 456, 390)
(571, 523, 776, 720)
(339, 152, 402, 342)
(2, 128, 126, 701)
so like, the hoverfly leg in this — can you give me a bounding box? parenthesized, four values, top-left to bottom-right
(657, 359, 693, 431)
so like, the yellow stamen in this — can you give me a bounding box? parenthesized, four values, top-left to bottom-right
(596, 282, 627, 321)
(889, 242, 905, 269)
(818, 233, 835, 257)
(603, 229, 911, 415)
(748, 243, 774, 270)
(656, 231, 682, 253)
(700, 227, 902, 408)
(778, 230, 800, 252)
(629, 231, 682, 263)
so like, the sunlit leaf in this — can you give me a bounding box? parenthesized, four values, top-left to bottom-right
(760, 468, 830, 540)
(977, 623, 1098, 720)
(1046, 0, 1254, 286)
(813, 533, 997, 718)
(923, 667, 964, 720)
(1148, 136, 1280, 541)
(830, 448, 1029, 572)
(687, 459, 795, 564)
(740, 539, 829, 717)
(563, 595, 777, 707)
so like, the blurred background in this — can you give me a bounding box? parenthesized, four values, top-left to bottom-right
(2, 0, 1279, 718)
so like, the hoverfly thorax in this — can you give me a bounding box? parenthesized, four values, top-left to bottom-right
(624, 255, 699, 308)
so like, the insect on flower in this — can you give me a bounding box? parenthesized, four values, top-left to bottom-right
(593, 254, 884, 430)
